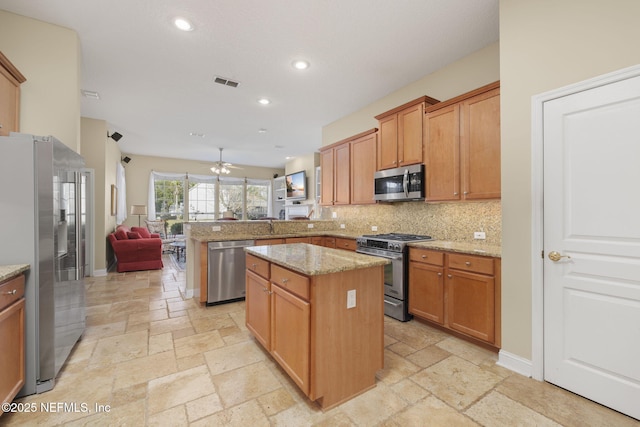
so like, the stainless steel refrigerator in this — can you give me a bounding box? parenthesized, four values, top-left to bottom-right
(0, 133, 86, 396)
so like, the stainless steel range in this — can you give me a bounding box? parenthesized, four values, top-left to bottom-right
(356, 233, 433, 321)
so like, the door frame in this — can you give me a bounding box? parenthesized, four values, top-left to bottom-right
(530, 63, 640, 381)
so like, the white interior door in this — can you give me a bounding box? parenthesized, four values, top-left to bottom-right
(543, 73, 640, 419)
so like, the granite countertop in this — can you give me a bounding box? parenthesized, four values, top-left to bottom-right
(0, 264, 30, 282)
(409, 240, 501, 258)
(245, 243, 389, 276)
(191, 230, 362, 243)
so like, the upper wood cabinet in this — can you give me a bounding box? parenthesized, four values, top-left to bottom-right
(320, 128, 377, 206)
(349, 131, 377, 205)
(0, 51, 27, 137)
(319, 142, 349, 205)
(375, 96, 439, 170)
(424, 82, 500, 201)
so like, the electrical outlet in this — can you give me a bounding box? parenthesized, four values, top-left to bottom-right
(340, 224, 346, 229)
(474, 231, 486, 240)
(307, 223, 314, 229)
(332, 212, 337, 218)
(371, 226, 378, 232)
(347, 289, 356, 309)
(212, 226, 221, 231)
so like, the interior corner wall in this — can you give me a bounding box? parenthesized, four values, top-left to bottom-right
(322, 42, 499, 146)
(285, 153, 320, 204)
(81, 117, 121, 272)
(0, 10, 81, 153)
(500, 0, 640, 360)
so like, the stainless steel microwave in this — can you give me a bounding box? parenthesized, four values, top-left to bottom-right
(374, 164, 425, 202)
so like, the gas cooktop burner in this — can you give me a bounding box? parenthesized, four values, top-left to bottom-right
(361, 233, 433, 242)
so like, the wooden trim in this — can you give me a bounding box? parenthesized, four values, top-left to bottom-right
(0, 51, 27, 83)
(198, 242, 208, 303)
(374, 95, 440, 120)
(319, 128, 378, 152)
(425, 81, 500, 114)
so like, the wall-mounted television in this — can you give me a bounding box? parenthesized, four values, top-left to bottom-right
(285, 170, 307, 201)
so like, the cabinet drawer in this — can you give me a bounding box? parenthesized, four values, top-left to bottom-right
(285, 237, 310, 244)
(255, 238, 285, 246)
(0, 274, 25, 311)
(335, 237, 356, 251)
(409, 248, 444, 266)
(271, 264, 309, 301)
(246, 254, 270, 279)
(448, 253, 494, 275)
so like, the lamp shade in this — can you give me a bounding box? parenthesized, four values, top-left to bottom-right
(130, 205, 147, 215)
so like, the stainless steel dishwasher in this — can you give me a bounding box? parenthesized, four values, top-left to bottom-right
(207, 240, 255, 305)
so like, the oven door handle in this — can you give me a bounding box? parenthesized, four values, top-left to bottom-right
(356, 250, 403, 261)
(403, 169, 409, 197)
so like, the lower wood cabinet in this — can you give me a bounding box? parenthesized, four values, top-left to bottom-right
(270, 283, 310, 394)
(0, 273, 25, 407)
(409, 248, 501, 348)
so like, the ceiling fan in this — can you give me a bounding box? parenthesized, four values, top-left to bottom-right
(210, 147, 240, 174)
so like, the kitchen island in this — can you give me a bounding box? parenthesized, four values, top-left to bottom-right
(244, 243, 389, 410)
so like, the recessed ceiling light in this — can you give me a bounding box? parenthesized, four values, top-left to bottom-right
(258, 98, 271, 105)
(174, 17, 194, 31)
(189, 132, 205, 137)
(286, 156, 294, 160)
(292, 60, 310, 70)
(258, 128, 267, 134)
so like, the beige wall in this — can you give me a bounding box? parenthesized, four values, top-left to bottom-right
(500, 0, 640, 360)
(0, 10, 81, 152)
(323, 42, 499, 146)
(122, 154, 285, 228)
(81, 117, 121, 271)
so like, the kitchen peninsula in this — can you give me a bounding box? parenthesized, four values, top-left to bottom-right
(244, 243, 389, 410)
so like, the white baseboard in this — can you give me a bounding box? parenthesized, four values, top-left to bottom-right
(93, 269, 107, 277)
(497, 350, 533, 377)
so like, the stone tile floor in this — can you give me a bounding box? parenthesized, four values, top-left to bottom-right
(3, 255, 638, 426)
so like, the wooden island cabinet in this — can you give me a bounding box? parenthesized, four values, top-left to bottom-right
(409, 247, 501, 349)
(245, 244, 388, 409)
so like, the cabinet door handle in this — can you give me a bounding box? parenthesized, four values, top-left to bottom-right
(447, 274, 452, 279)
(281, 278, 289, 284)
(2, 289, 17, 295)
(465, 261, 471, 266)
(463, 191, 468, 195)
(252, 263, 257, 268)
(454, 192, 458, 196)
(437, 273, 442, 277)
(421, 255, 427, 259)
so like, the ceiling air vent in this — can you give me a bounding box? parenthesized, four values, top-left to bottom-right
(214, 76, 239, 88)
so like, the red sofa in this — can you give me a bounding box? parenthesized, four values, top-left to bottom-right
(108, 225, 164, 272)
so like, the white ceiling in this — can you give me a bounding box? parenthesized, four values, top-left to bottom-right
(0, 0, 498, 169)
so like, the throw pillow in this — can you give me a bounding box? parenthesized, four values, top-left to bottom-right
(131, 226, 151, 238)
(127, 232, 141, 239)
(115, 228, 128, 240)
(145, 220, 165, 236)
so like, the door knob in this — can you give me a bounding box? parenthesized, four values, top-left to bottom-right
(548, 251, 571, 262)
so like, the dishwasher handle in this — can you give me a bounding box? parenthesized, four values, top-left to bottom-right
(208, 240, 256, 251)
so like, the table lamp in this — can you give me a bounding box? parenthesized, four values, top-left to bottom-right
(130, 205, 147, 227)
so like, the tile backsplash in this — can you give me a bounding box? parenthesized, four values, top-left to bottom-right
(321, 201, 501, 245)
